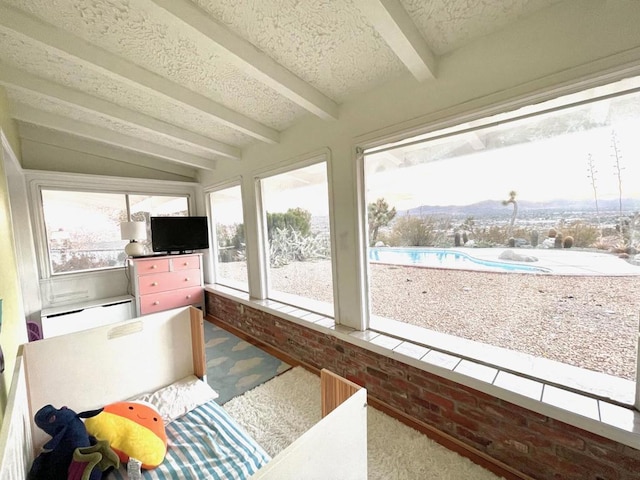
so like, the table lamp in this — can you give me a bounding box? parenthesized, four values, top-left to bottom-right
(120, 221, 147, 257)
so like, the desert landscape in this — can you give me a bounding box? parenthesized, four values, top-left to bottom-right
(220, 258, 640, 380)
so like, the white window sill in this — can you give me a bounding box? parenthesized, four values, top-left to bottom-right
(205, 284, 640, 449)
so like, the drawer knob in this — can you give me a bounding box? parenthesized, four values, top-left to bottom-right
(150, 265, 157, 269)
(186, 295, 191, 299)
(184, 277, 189, 281)
(153, 301, 160, 306)
(183, 262, 188, 266)
(151, 282, 158, 286)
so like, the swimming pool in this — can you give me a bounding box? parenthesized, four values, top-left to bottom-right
(368, 247, 550, 273)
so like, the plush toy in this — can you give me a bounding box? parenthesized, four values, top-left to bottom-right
(67, 438, 120, 480)
(27, 404, 102, 480)
(84, 401, 167, 469)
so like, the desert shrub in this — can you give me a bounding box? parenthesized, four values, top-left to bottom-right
(563, 235, 574, 248)
(548, 228, 557, 238)
(473, 225, 529, 246)
(474, 225, 509, 246)
(268, 227, 330, 267)
(562, 221, 600, 248)
(389, 215, 439, 246)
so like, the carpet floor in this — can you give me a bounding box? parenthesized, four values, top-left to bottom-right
(224, 367, 505, 480)
(204, 320, 291, 404)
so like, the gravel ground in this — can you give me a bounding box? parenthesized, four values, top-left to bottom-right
(218, 260, 640, 380)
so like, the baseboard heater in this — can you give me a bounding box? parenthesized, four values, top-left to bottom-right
(40, 296, 134, 339)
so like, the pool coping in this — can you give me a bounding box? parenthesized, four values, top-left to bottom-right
(369, 246, 640, 276)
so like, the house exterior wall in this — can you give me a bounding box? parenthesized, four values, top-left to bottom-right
(206, 291, 640, 480)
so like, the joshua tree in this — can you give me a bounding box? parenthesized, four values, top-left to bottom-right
(502, 190, 518, 240)
(586, 153, 602, 239)
(368, 198, 396, 246)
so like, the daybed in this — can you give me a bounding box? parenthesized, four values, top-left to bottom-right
(0, 306, 367, 479)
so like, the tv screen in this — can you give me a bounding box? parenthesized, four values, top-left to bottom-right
(150, 216, 209, 254)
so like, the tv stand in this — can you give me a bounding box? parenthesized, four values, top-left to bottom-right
(127, 253, 204, 316)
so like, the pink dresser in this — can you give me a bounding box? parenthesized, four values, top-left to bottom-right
(128, 253, 204, 316)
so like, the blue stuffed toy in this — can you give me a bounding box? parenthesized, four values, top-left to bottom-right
(27, 404, 103, 480)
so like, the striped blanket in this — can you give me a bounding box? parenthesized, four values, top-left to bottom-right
(108, 400, 271, 479)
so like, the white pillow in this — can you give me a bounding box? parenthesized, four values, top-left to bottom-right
(131, 375, 219, 424)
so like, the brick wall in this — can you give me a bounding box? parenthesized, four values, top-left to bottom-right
(206, 292, 640, 480)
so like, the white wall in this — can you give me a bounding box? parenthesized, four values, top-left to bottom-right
(199, 0, 640, 329)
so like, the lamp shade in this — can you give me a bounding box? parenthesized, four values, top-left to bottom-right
(120, 221, 147, 241)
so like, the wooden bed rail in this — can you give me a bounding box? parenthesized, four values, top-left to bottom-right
(320, 369, 362, 417)
(190, 307, 205, 379)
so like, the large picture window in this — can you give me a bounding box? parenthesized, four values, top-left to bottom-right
(260, 161, 334, 315)
(363, 77, 640, 400)
(41, 189, 189, 274)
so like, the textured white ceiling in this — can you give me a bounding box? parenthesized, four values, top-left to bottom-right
(0, 0, 579, 175)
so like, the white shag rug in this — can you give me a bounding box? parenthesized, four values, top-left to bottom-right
(223, 367, 505, 480)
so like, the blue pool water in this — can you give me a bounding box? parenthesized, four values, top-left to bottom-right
(368, 247, 549, 273)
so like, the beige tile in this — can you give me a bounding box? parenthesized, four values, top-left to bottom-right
(350, 330, 380, 341)
(421, 350, 461, 370)
(599, 401, 640, 433)
(494, 371, 543, 400)
(370, 334, 403, 351)
(394, 341, 430, 360)
(542, 385, 600, 420)
(455, 360, 498, 383)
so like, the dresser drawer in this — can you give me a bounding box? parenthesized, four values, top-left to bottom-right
(133, 258, 170, 275)
(171, 255, 200, 271)
(137, 269, 201, 295)
(139, 287, 204, 315)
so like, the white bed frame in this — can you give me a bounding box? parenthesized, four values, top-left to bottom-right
(0, 306, 367, 480)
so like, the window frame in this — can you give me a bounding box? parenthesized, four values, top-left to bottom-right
(28, 171, 199, 279)
(356, 74, 640, 408)
(206, 179, 249, 292)
(254, 152, 336, 317)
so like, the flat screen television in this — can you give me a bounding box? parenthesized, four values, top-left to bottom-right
(150, 216, 209, 254)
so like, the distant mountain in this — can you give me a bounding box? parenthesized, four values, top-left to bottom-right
(400, 198, 640, 217)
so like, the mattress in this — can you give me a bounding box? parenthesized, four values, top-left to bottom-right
(108, 399, 271, 479)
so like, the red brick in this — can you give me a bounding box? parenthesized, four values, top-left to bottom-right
(438, 384, 478, 407)
(556, 445, 621, 480)
(412, 390, 454, 411)
(477, 400, 529, 427)
(527, 421, 586, 450)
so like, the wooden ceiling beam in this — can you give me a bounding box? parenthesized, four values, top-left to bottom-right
(12, 104, 218, 171)
(355, 0, 437, 81)
(0, 63, 241, 160)
(152, 0, 339, 120)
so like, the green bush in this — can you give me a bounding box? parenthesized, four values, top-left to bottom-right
(267, 208, 311, 240)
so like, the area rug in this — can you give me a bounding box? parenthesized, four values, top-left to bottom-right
(204, 320, 291, 404)
(223, 367, 505, 480)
